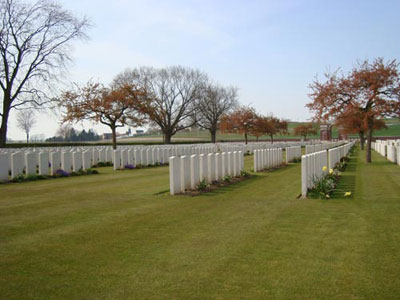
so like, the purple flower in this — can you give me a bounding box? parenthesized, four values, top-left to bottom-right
(124, 164, 135, 169)
(55, 169, 70, 177)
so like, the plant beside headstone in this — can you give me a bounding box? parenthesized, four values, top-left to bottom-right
(196, 179, 208, 191)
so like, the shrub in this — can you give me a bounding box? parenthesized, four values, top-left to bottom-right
(292, 157, 301, 163)
(12, 174, 25, 182)
(309, 168, 341, 199)
(85, 169, 99, 175)
(196, 179, 208, 191)
(92, 162, 113, 168)
(25, 174, 39, 181)
(240, 170, 250, 177)
(223, 175, 231, 183)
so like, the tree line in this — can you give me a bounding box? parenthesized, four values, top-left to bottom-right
(60, 68, 303, 148)
(46, 126, 100, 142)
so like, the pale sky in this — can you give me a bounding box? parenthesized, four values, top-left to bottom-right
(7, 0, 400, 141)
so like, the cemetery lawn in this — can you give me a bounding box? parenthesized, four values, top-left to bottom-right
(1, 149, 400, 299)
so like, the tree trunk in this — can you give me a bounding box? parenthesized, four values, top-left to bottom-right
(244, 133, 248, 144)
(359, 132, 365, 150)
(256, 136, 259, 142)
(111, 125, 117, 150)
(26, 132, 29, 144)
(270, 135, 274, 144)
(164, 132, 172, 144)
(366, 126, 373, 163)
(210, 129, 217, 143)
(0, 95, 11, 148)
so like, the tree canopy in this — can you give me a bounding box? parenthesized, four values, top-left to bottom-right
(307, 58, 400, 162)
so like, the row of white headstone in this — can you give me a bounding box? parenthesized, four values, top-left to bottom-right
(0, 144, 221, 179)
(305, 142, 345, 154)
(0, 150, 98, 181)
(301, 142, 355, 197)
(327, 143, 353, 170)
(285, 146, 302, 163)
(113, 146, 219, 170)
(169, 151, 244, 195)
(253, 148, 284, 172)
(218, 141, 311, 154)
(373, 140, 400, 165)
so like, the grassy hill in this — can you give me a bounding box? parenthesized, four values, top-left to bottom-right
(120, 118, 400, 143)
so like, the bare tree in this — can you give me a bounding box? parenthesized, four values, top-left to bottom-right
(0, 0, 90, 147)
(56, 124, 73, 141)
(114, 66, 207, 144)
(195, 83, 238, 143)
(16, 109, 36, 142)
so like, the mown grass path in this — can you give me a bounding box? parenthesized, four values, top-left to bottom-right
(0, 149, 400, 299)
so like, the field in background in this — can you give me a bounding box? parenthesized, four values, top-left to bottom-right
(6, 119, 400, 147)
(120, 118, 400, 143)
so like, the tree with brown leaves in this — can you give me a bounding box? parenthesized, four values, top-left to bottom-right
(220, 106, 257, 144)
(335, 107, 386, 150)
(60, 82, 147, 149)
(307, 58, 400, 162)
(250, 115, 288, 143)
(293, 123, 317, 141)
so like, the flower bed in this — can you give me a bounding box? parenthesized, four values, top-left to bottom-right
(182, 170, 252, 196)
(307, 147, 355, 199)
(2, 168, 99, 184)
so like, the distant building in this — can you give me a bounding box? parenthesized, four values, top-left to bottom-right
(320, 124, 332, 141)
(102, 133, 113, 140)
(135, 129, 144, 135)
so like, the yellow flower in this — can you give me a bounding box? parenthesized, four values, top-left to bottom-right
(329, 168, 334, 174)
(344, 192, 351, 197)
(322, 166, 328, 172)
(326, 194, 330, 199)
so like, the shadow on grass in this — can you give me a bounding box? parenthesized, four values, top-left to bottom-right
(331, 152, 358, 199)
(199, 175, 265, 197)
(252, 163, 298, 174)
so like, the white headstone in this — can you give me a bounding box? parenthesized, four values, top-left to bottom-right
(25, 152, 37, 176)
(61, 151, 72, 172)
(0, 153, 9, 180)
(38, 152, 49, 175)
(180, 156, 190, 192)
(199, 154, 208, 181)
(50, 152, 61, 175)
(169, 156, 181, 195)
(72, 151, 83, 172)
(190, 155, 200, 190)
(82, 151, 91, 170)
(207, 153, 215, 183)
(113, 150, 121, 170)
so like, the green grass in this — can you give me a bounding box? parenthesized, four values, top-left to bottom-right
(1, 149, 400, 299)
(134, 118, 400, 142)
